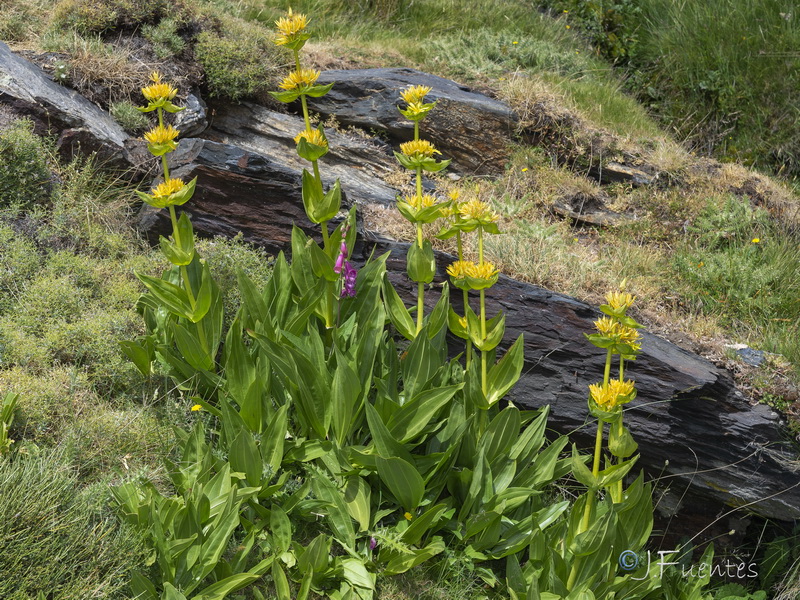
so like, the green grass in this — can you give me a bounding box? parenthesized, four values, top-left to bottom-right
(0, 450, 147, 599)
(543, 0, 800, 178)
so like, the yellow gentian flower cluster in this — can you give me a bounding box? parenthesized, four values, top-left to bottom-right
(274, 8, 310, 48)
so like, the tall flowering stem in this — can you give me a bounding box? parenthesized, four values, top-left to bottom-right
(135, 73, 211, 354)
(579, 286, 642, 530)
(394, 86, 449, 334)
(271, 9, 347, 328)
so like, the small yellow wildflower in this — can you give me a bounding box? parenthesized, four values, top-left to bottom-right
(144, 124, 179, 145)
(400, 85, 432, 105)
(447, 260, 474, 278)
(275, 8, 309, 46)
(605, 291, 635, 312)
(589, 379, 635, 410)
(142, 71, 177, 103)
(151, 178, 185, 198)
(448, 189, 460, 202)
(404, 512, 413, 520)
(294, 129, 328, 147)
(594, 316, 617, 335)
(751, 237, 761, 244)
(566, 24, 571, 29)
(521, 167, 528, 172)
(618, 325, 641, 346)
(399, 139, 439, 158)
(191, 404, 202, 412)
(279, 68, 321, 90)
(467, 262, 499, 280)
(404, 194, 436, 210)
(459, 199, 498, 223)
(512, 40, 519, 45)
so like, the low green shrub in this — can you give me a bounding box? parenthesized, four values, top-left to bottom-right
(142, 17, 187, 59)
(51, 0, 174, 34)
(110, 99, 150, 132)
(0, 119, 53, 209)
(195, 18, 284, 100)
(0, 450, 147, 599)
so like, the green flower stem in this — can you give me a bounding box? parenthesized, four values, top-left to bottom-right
(612, 355, 626, 502)
(414, 121, 419, 142)
(455, 227, 472, 368)
(478, 226, 487, 396)
(168, 205, 181, 246)
(578, 348, 614, 533)
(416, 222, 424, 334)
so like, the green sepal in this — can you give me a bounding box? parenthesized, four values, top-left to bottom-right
(393, 151, 416, 170)
(465, 270, 499, 291)
(447, 306, 468, 340)
(406, 240, 435, 284)
(270, 89, 302, 103)
(420, 157, 451, 173)
(609, 421, 638, 458)
(396, 200, 441, 225)
(304, 82, 335, 98)
(138, 99, 184, 114)
(135, 177, 197, 209)
(475, 311, 505, 352)
(147, 140, 177, 157)
(279, 33, 311, 52)
(160, 236, 193, 266)
(296, 128, 329, 161)
(398, 102, 435, 121)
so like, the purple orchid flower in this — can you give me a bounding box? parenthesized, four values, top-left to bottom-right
(341, 260, 357, 298)
(334, 239, 348, 274)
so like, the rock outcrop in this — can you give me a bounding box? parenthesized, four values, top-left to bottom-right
(303, 68, 517, 176)
(0, 41, 128, 165)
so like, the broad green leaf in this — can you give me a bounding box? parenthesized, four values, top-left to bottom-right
(384, 538, 445, 575)
(387, 384, 462, 443)
(486, 335, 525, 405)
(310, 475, 356, 549)
(376, 456, 425, 513)
(173, 323, 214, 371)
(192, 573, 262, 600)
(480, 406, 521, 464)
(571, 444, 598, 489)
(272, 561, 291, 600)
(229, 430, 261, 487)
(340, 558, 375, 591)
(343, 476, 371, 533)
(136, 272, 193, 320)
(364, 402, 413, 463)
(119, 339, 153, 376)
(383, 277, 415, 340)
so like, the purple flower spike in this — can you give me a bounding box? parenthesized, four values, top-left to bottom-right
(341, 261, 357, 298)
(369, 536, 377, 551)
(334, 240, 348, 274)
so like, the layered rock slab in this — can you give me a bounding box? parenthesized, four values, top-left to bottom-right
(0, 41, 128, 164)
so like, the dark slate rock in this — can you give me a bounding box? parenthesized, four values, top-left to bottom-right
(0, 41, 127, 164)
(354, 235, 800, 522)
(203, 102, 399, 206)
(303, 68, 517, 176)
(174, 91, 208, 138)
